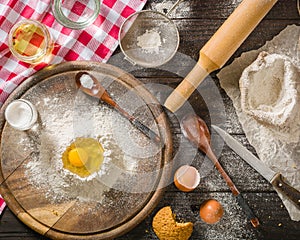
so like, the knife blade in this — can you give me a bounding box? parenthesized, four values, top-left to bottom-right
(212, 125, 300, 209)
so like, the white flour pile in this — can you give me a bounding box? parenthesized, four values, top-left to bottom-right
(217, 25, 300, 221)
(79, 73, 94, 89)
(137, 29, 162, 54)
(24, 91, 142, 203)
(239, 51, 299, 129)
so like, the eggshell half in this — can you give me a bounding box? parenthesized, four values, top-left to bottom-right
(174, 165, 200, 192)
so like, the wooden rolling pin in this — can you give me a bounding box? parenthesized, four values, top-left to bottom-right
(164, 0, 278, 112)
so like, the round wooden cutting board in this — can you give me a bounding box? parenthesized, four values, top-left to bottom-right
(0, 62, 173, 239)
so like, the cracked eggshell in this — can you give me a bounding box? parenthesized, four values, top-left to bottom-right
(239, 52, 299, 127)
(174, 165, 200, 192)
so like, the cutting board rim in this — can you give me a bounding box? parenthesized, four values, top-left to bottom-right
(0, 61, 173, 239)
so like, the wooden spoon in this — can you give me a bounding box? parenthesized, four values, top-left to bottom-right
(75, 72, 161, 144)
(181, 113, 259, 227)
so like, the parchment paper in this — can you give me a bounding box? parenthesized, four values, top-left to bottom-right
(217, 25, 300, 221)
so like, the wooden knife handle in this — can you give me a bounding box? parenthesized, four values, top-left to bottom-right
(271, 173, 300, 209)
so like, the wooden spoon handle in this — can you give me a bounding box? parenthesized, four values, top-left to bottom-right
(206, 147, 240, 195)
(206, 147, 259, 227)
(236, 194, 260, 227)
(113, 104, 161, 144)
(97, 88, 161, 144)
(132, 118, 161, 144)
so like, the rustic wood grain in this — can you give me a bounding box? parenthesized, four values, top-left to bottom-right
(1, 0, 300, 239)
(146, 0, 300, 20)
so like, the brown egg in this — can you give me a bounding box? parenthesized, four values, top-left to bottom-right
(174, 165, 200, 192)
(199, 199, 224, 224)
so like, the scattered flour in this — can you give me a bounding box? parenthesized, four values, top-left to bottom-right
(153, 0, 190, 17)
(23, 90, 145, 203)
(231, 0, 242, 5)
(137, 29, 162, 54)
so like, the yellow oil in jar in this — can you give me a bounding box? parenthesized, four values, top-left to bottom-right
(9, 20, 53, 64)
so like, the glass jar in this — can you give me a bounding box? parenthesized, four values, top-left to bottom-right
(5, 99, 38, 131)
(52, 0, 100, 29)
(8, 19, 53, 64)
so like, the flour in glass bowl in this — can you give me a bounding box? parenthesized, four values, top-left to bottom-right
(137, 29, 162, 54)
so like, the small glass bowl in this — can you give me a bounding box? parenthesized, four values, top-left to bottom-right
(8, 19, 53, 64)
(5, 99, 38, 131)
(52, 0, 100, 29)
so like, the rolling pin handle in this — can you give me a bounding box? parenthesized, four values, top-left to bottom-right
(164, 63, 209, 112)
(164, 0, 278, 113)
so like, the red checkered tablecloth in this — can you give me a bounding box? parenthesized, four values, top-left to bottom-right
(0, 0, 147, 106)
(0, 0, 147, 215)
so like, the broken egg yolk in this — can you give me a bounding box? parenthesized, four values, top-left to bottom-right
(68, 148, 88, 167)
(62, 137, 104, 178)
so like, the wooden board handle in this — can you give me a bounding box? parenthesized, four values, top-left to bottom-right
(164, 0, 278, 112)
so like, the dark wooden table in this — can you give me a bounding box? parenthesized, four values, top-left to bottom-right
(1, 0, 300, 239)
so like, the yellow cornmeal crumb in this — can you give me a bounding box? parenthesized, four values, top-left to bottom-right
(152, 206, 193, 240)
(62, 137, 104, 178)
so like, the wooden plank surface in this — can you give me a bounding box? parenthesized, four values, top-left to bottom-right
(1, 0, 300, 239)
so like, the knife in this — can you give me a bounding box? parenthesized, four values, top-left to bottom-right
(212, 125, 300, 209)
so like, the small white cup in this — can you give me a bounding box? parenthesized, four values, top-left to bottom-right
(5, 99, 38, 131)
